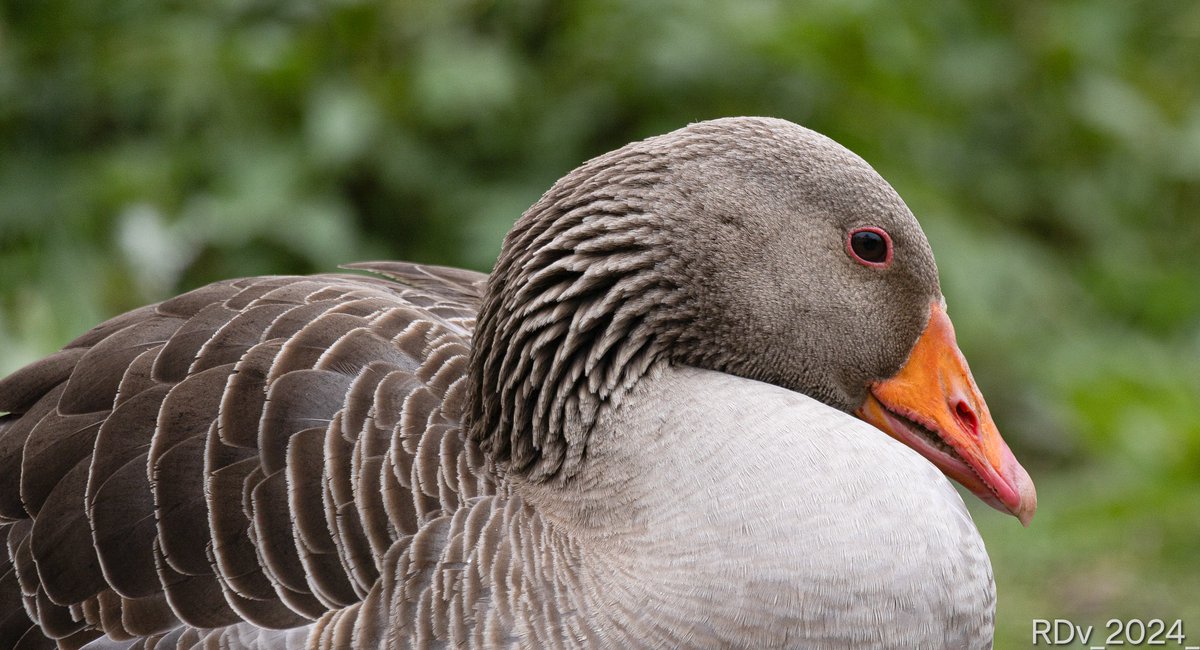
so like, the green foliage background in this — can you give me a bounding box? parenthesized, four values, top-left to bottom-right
(1, 1, 1197, 645)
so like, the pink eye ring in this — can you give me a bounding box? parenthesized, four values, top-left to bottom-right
(846, 227, 893, 268)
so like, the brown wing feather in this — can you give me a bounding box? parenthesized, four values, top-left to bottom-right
(0, 263, 493, 646)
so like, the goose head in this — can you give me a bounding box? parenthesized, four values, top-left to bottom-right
(468, 116, 1036, 525)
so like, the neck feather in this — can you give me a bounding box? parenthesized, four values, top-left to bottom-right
(467, 149, 692, 481)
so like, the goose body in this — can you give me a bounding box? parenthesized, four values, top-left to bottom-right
(0, 117, 1032, 648)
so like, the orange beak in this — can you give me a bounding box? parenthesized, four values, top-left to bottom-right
(857, 302, 1037, 525)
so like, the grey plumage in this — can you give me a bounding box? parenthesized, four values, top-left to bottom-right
(0, 118, 997, 648)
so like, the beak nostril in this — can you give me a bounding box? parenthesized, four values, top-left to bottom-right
(955, 400, 979, 437)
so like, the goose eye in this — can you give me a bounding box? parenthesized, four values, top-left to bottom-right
(847, 227, 892, 267)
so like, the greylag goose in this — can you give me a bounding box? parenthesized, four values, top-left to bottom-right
(0, 117, 1036, 649)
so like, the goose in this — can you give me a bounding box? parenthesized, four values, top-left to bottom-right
(0, 117, 1036, 649)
